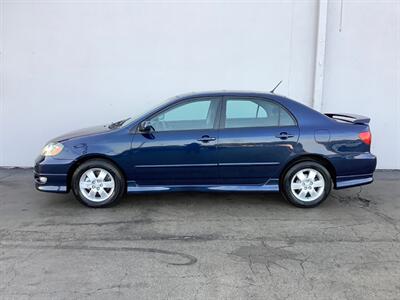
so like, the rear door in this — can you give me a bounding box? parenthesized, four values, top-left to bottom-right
(131, 97, 222, 185)
(217, 96, 299, 184)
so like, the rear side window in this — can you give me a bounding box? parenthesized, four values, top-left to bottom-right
(224, 98, 295, 128)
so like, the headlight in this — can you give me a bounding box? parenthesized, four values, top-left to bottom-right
(41, 143, 64, 156)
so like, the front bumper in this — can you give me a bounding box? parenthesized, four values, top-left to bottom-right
(34, 156, 73, 193)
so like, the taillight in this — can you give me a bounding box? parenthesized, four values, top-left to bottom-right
(359, 131, 371, 145)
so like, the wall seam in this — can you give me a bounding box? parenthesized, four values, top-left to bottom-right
(286, 0, 295, 97)
(312, 0, 328, 112)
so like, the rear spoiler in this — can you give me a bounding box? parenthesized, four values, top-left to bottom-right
(324, 113, 370, 125)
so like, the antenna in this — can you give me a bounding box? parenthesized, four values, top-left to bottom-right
(270, 80, 283, 93)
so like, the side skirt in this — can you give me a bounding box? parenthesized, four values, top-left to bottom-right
(126, 179, 280, 193)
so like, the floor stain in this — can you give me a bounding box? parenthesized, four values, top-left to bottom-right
(0, 243, 198, 266)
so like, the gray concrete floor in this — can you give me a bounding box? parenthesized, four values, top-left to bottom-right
(0, 169, 399, 300)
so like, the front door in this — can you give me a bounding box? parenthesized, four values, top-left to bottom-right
(218, 97, 299, 184)
(131, 97, 221, 185)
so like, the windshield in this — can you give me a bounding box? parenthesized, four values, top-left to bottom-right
(130, 95, 180, 122)
(108, 95, 181, 129)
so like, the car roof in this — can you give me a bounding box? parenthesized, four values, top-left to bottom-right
(175, 90, 285, 99)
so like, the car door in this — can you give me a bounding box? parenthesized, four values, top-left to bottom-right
(218, 96, 299, 184)
(130, 97, 221, 185)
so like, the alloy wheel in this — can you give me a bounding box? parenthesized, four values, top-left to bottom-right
(79, 168, 115, 202)
(290, 168, 325, 202)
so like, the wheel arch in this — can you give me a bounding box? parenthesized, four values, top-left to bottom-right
(280, 154, 337, 187)
(67, 154, 127, 192)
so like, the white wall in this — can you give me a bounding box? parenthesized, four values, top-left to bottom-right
(323, 0, 400, 169)
(0, 0, 399, 168)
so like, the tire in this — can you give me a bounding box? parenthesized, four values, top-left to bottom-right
(71, 159, 125, 208)
(282, 161, 332, 208)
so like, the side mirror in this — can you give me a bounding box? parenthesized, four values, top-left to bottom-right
(138, 121, 154, 133)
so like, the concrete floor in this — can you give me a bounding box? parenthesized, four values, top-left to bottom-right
(0, 169, 399, 300)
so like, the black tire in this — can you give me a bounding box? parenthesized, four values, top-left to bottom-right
(281, 161, 332, 208)
(71, 159, 126, 208)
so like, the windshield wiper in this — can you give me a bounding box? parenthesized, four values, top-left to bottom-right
(108, 118, 130, 129)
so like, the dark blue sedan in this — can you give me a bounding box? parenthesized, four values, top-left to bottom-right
(35, 91, 377, 208)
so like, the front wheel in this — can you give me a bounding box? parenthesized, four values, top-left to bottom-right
(71, 159, 126, 208)
(282, 161, 332, 208)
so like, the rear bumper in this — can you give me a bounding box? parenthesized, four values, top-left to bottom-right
(34, 156, 72, 193)
(335, 173, 374, 189)
(333, 153, 377, 189)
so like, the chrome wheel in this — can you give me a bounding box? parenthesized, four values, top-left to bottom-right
(79, 168, 115, 202)
(290, 168, 325, 202)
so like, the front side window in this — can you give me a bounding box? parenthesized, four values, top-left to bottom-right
(148, 98, 218, 132)
(224, 98, 295, 128)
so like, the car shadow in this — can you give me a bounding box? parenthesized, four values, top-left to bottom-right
(39, 190, 289, 211)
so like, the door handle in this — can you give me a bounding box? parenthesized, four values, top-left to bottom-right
(197, 135, 216, 143)
(275, 132, 294, 140)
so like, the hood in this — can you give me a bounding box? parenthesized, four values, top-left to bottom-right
(53, 125, 112, 142)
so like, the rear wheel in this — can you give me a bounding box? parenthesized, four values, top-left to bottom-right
(71, 159, 125, 207)
(282, 161, 332, 208)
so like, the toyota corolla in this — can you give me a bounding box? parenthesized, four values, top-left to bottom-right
(34, 91, 377, 208)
